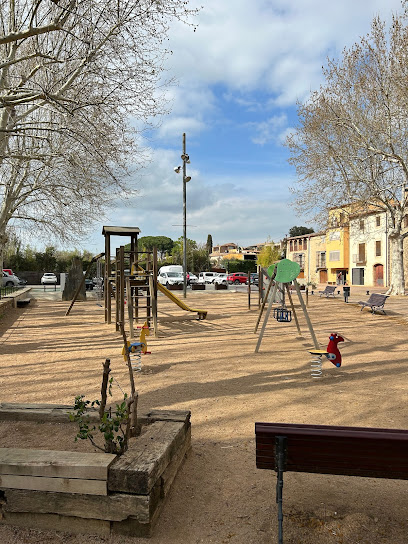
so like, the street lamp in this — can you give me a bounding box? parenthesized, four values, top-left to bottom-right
(174, 133, 191, 298)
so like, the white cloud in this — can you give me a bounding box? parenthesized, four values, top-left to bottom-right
(166, 0, 403, 105)
(249, 114, 288, 145)
(157, 116, 206, 140)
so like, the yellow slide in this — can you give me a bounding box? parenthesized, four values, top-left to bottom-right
(157, 282, 207, 320)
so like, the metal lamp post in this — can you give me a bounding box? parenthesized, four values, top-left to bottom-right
(174, 133, 191, 298)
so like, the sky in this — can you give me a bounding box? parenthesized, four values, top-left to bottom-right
(75, 0, 404, 254)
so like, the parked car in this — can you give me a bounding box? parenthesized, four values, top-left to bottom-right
(198, 272, 217, 284)
(2, 268, 14, 276)
(187, 272, 198, 285)
(85, 278, 94, 290)
(2, 271, 20, 287)
(157, 271, 183, 287)
(213, 273, 228, 285)
(41, 273, 57, 285)
(250, 273, 259, 285)
(227, 272, 248, 285)
(18, 277, 27, 286)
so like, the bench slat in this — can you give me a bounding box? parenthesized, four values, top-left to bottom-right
(255, 422, 408, 480)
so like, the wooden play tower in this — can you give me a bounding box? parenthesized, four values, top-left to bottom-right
(102, 226, 158, 336)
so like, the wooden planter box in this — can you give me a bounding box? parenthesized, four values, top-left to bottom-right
(167, 284, 183, 291)
(214, 283, 228, 290)
(0, 405, 191, 538)
(191, 284, 205, 290)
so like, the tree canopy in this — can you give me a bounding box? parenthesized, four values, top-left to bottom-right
(0, 0, 197, 269)
(257, 242, 281, 268)
(288, 226, 315, 238)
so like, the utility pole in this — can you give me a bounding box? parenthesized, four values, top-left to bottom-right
(182, 133, 187, 298)
(173, 133, 191, 298)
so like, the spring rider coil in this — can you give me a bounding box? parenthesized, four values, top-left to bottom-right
(309, 350, 327, 378)
(122, 342, 144, 372)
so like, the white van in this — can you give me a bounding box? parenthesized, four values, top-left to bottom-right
(198, 272, 216, 284)
(158, 265, 183, 275)
(157, 265, 184, 287)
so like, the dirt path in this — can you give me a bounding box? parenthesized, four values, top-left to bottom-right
(0, 289, 407, 543)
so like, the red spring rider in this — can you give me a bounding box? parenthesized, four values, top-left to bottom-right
(326, 333, 344, 367)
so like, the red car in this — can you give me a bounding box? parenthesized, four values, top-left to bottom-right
(227, 272, 248, 285)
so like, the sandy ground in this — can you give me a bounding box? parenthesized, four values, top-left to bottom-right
(0, 286, 408, 544)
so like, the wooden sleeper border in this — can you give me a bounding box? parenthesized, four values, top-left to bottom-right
(0, 405, 191, 537)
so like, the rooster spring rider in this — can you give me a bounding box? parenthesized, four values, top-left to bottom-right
(309, 333, 344, 378)
(326, 333, 344, 367)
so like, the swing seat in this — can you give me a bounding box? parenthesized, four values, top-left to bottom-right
(273, 308, 292, 322)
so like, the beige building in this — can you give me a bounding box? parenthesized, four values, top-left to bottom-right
(348, 211, 388, 287)
(286, 233, 326, 286)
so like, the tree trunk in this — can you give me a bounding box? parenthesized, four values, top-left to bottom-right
(386, 234, 405, 295)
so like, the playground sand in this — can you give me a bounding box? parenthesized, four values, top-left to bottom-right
(0, 288, 408, 544)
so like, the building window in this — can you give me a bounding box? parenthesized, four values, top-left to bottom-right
(298, 240, 303, 250)
(376, 216, 381, 227)
(358, 243, 366, 263)
(359, 220, 364, 231)
(329, 251, 340, 262)
(303, 238, 307, 249)
(376, 241, 381, 256)
(316, 251, 326, 268)
(294, 240, 298, 251)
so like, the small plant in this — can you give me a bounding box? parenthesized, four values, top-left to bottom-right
(69, 360, 133, 455)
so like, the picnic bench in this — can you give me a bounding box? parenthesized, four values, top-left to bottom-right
(319, 285, 336, 298)
(358, 293, 388, 314)
(255, 422, 408, 544)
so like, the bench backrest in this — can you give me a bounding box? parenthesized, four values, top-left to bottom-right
(367, 293, 388, 305)
(323, 286, 336, 293)
(256, 422, 408, 480)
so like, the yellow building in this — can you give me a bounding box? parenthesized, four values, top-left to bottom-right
(326, 209, 350, 284)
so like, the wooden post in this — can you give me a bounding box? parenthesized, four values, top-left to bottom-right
(306, 287, 309, 307)
(105, 234, 111, 324)
(254, 275, 275, 333)
(115, 249, 120, 331)
(248, 271, 251, 310)
(152, 247, 158, 337)
(255, 282, 278, 353)
(126, 277, 134, 338)
(120, 246, 125, 331)
(293, 280, 319, 349)
(99, 358, 111, 420)
(258, 265, 262, 308)
(118, 322, 138, 436)
(149, 274, 158, 337)
(146, 252, 152, 325)
(285, 284, 302, 336)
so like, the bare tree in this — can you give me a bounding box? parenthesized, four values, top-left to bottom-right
(0, 0, 198, 268)
(286, 12, 408, 295)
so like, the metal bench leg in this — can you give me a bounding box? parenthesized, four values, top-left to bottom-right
(275, 436, 287, 544)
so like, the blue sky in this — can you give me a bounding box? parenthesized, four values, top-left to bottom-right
(80, 0, 404, 254)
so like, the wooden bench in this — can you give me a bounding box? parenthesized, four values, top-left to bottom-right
(358, 293, 388, 314)
(255, 422, 408, 544)
(319, 285, 336, 298)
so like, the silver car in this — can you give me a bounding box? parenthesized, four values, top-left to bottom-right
(2, 271, 20, 287)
